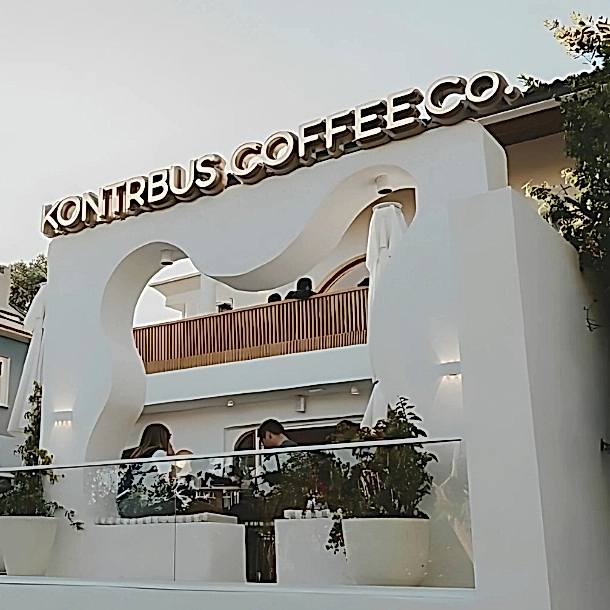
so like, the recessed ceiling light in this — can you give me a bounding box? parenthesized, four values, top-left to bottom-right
(307, 387, 324, 394)
(350, 386, 360, 396)
(226, 399, 235, 407)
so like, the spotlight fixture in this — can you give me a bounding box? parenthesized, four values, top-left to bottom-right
(438, 361, 462, 378)
(53, 410, 73, 427)
(160, 248, 175, 266)
(226, 399, 235, 407)
(375, 174, 393, 195)
(350, 386, 360, 396)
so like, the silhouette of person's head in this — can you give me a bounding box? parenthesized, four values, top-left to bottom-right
(258, 419, 291, 449)
(296, 277, 313, 292)
(267, 293, 282, 303)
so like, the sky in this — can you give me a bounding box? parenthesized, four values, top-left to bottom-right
(0, 0, 606, 323)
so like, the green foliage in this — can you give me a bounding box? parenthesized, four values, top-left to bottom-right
(252, 447, 350, 523)
(523, 13, 610, 304)
(0, 383, 83, 529)
(545, 13, 610, 67)
(341, 397, 437, 519)
(9, 254, 47, 314)
(253, 398, 437, 553)
(326, 397, 437, 552)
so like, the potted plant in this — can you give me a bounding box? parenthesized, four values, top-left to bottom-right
(250, 442, 352, 585)
(325, 397, 437, 586)
(0, 383, 82, 576)
(257, 398, 436, 586)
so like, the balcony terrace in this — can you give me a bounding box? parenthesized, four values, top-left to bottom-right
(134, 287, 369, 374)
(0, 437, 472, 590)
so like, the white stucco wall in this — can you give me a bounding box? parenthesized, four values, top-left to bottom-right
(41, 120, 503, 469)
(0, 581, 480, 610)
(136, 391, 369, 454)
(30, 122, 505, 598)
(453, 189, 609, 610)
(144, 344, 370, 408)
(23, 118, 609, 609)
(512, 197, 610, 610)
(368, 186, 609, 610)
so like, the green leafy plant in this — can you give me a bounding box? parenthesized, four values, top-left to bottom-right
(252, 447, 350, 523)
(522, 13, 610, 312)
(0, 383, 83, 529)
(253, 397, 437, 553)
(326, 397, 437, 552)
(9, 254, 47, 315)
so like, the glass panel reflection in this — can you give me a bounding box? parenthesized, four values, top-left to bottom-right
(0, 439, 473, 588)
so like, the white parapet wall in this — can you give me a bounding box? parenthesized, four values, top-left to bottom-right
(145, 344, 371, 409)
(369, 186, 609, 610)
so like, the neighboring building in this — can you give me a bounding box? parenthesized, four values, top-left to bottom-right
(1, 71, 608, 610)
(0, 265, 29, 464)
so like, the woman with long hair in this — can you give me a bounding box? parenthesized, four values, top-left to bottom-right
(117, 423, 177, 518)
(129, 423, 174, 459)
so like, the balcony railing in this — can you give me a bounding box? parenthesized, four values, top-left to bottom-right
(0, 438, 472, 587)
(133, 287, 368, 374)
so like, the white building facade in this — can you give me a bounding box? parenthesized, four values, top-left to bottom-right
(1, 72, 609, 610)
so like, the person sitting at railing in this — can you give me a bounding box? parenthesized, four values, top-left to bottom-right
(117, 423, 176, 518)
(118, 428, 230, 518)
(258, 419, 297, 449)
(267, 293, 282, 303)
(285, 277, 316, 300)
(172, 450, 225, 515)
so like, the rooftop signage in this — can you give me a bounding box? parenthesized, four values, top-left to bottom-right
(41, 71, 521, 238)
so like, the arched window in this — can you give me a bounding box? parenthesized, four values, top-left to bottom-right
(318, 255, 367, 293)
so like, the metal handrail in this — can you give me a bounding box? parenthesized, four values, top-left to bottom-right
(0, 436, 461, 474)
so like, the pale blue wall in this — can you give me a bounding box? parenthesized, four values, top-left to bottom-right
(0, 334, 28, 435)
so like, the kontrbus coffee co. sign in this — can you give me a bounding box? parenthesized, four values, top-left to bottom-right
(42, 71, 521, 238)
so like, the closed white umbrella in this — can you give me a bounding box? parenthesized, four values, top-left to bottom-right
(361, 203, 407, 428)
(8, 284, 46, 434)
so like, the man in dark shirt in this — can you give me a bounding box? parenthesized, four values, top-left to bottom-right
(285, 277, 316, 300)
(257, 419, 297, 449)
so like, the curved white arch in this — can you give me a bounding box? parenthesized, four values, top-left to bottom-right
(41, 121, 507, 480)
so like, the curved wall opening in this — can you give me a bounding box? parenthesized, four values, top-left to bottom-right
(87, 163, 419, 460)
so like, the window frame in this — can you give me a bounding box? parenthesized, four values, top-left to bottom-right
(0, 355, 10, 408)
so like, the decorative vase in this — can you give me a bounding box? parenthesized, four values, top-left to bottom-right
(0, 516, 58, 576)
(342, 517, 430, 586)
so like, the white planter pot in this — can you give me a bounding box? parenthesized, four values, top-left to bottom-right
(342, 517, 430, 586)
(275, 518, 352, 585)
(0, 516, 58, 576)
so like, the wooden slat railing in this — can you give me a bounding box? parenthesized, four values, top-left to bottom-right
(133, 287, 369, 374)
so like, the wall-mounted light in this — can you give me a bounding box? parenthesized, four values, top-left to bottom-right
(375, 174, 393, 195)
(296, 396, 307, 413)
(53, 410, 73, 427)
(438, 361, 462, 378)
(308, 387, 324, 394)
(350, 386, 360, 396)
(160, 248, 176, 266)
(226, 399, 235, 408)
